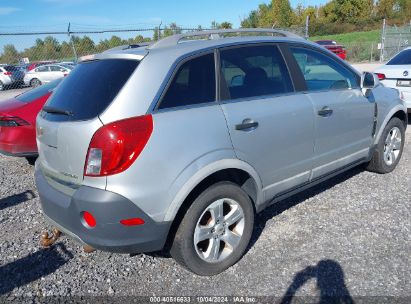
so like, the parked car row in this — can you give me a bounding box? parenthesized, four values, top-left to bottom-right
(0, 29, 408, 276)
(0, 61, 75, 90)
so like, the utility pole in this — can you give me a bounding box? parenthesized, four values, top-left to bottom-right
(380, 19, 386, 63)
(157, 21, 162, 41)
(68, 23, 78, 62)
(305, 15, 309, 39)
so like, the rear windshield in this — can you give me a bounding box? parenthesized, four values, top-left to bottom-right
(42, 59, 139, 122)
(387, 49, 411, 65)
(17, 79, 61, 103)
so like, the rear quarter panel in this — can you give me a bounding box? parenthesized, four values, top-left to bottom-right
(105, 105, 236, 222)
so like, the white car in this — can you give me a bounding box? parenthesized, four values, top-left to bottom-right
(0, 65, 25, 90)
(24, 64, 73, 87)
(375, 47, 411, 112)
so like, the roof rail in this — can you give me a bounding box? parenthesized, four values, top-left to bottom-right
(103, 42, 151, 53)
(149, 28, 302, 49)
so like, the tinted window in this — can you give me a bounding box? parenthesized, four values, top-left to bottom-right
(387, 49, 411, 65)
(17, 79, 62, 103)
(291, 47, 359, 91)
(159, 53, 215, 109)
(42, 59, 138, 121)
(219, 45, 293, 100)
(4, 65, 18, 72)
(36, 66, 48, 72)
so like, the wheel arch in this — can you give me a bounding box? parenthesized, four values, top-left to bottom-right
(374, 106, 407, 145)
(162, 159, 263, 250)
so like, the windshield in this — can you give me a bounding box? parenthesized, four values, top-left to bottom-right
(387, 49, 411, 65)
(17, 79, 62, 103)
(42, 59, 139, 122)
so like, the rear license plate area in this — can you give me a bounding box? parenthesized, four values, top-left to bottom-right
(397, 79, 411, 87)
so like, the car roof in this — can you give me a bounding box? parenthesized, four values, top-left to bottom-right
(80, 29, 315, 62)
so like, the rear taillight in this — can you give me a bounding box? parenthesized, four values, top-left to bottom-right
(0, 116, 30, 127)
(84, 115, 153, 177)
(375, 73, 386, 80)
(3, 72, 12, 76)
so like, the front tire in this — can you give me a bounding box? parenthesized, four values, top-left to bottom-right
(30, 78, 41, 87)
(366, 117, 405, 173)
(170, 182, 254, 276)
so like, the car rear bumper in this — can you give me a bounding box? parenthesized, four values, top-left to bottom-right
(35, 166, 171, 253)
(0, 127, 37, 156)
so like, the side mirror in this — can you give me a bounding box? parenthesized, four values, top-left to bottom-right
(361, 72, 379, 96)
(361, 72, 378, 89)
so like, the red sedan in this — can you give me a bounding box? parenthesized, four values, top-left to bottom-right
(0, 79, 61, 163)
(315, 40, 347, 60)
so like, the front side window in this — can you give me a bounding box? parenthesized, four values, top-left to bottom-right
(159, 53, 216, 110)
(219, 45, 293, 100)
(290, 47, 359, 91)
(50, 65, 63, 72)
(36, 66, 48, 72)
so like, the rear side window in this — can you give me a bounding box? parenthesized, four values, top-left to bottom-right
(17, 79, 61, 103)
(43, 59, 138, 121)
(387, 49, 411, 65)
(290, 47, 359, 91)
(219, 45, 293, 100)
(159, 53, 215, 110)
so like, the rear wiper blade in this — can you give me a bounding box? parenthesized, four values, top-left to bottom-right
(42, 106, 73, 116)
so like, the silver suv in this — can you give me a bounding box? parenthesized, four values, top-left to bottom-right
(35, 29, 408, 276)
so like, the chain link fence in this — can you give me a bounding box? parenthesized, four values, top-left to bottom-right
(380, 21, 411, 62)
(0, 25, 309, 90)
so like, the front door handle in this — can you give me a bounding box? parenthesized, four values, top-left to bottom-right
(235, 119, 259, 131)
(318, 106, 333, 117)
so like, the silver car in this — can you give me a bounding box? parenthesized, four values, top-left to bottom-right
(24, 64, 72, 87)
(35, 29, 408, 276)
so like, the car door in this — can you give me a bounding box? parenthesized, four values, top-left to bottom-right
(289, 45, 375, 179)
(218, 44, 315, 200)
(35, 65, 50, 83)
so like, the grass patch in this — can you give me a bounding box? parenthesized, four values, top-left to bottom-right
(310, 30, 381, 44)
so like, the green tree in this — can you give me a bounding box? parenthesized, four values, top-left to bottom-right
(271, 0, 295, 27)
(376, 0, 396, 18)
(1, 44, 19, 64)
(77, 36, 95, 56)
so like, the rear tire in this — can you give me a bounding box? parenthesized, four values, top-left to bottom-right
(30, 78, 41, 87)
(170, 182, 254, 276)
(0, 81, 4, 91)
(366, 117, 405, 174)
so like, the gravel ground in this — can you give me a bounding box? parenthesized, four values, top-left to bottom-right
(0, 124, 410, 302)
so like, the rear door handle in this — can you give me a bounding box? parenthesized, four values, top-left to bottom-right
(235, 119, 259, 131)
(318, 106, 333, 117)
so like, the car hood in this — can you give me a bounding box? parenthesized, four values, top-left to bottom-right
(375, 65, 411, 79)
